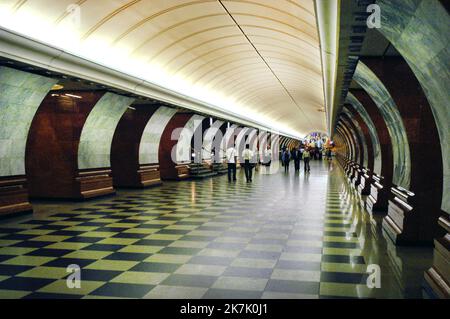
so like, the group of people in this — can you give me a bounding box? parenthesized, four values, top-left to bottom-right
(281, 146, 311, 173)
(280, 140, 333, 173)
(226, 144, 263, 183)
(225, 144, 273, 183)
(224, 141, 333, 182)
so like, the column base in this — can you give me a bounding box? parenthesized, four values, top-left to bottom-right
(176, 164, 190, 180)
(351, 166, 362, 188)
(382, 186, 414, 245)
(366, 174, 388, 216)
(382, 214, 405, 245)
(357, 170, 371, 208)
(138, 165, 163, 187)
(161, 164, 190, 180)
(346, 163, 356, 181)
(0, 176, 33, 217)
(423, 216, 450, 299)
(381, 186, 433, 245)
(75, 168, 115, 199)
(357, 170, 372, 196)
(114, 164, 162, 188)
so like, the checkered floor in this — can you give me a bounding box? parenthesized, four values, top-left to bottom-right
(0, 161, 422, 299)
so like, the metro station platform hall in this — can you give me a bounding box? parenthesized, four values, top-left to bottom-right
(0, 0, 448, 301)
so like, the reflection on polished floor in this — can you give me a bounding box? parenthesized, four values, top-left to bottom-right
(0, 161, 432, 299)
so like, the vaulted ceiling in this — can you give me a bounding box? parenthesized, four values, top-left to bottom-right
(0, 0, 326, 137)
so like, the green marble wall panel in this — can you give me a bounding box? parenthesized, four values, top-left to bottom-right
(337, 126, 353, 160)
(339, 120, 359, 164)
(336, 124, 352, 160)
(175, 114, 205, 163)
(343, 124, 355, 162)
(340, 124, 354, 161)
(235, 127, 250, 149)
(235, 127, 251, 160)
(0, 66, 57, 177)
(247, 128, 258, 150)
(78, 92, 134, 169)
(342, 107, 368, 169)
(220, 124, 238, 161)
(377, 0, 450, 213)
(203, 120, 224, 160)
(353, 61, 411, 189)
(346, 93, 382, 175)
(139, 106, 177, 165)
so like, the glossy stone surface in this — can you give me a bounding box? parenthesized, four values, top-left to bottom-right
(346, 93, 381, 175)
(353, 61, 411, 189)
(377, 0, 450, 215)
(139, 106, 178, 165)
(176, 115, 205, 163)
(202, 120, 224, 161)
(0, 67, 56, 176)
(0, 161, 431, 299)
(338, 123, 359, 163)
(78, 93, 135, 169)
(341, 110, 367, 168)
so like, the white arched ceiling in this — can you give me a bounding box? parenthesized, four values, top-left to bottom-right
(0, 0, 326, 137)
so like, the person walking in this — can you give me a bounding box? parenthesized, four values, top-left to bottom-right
(242, 144, 254, 182)
(293, 147, 301, 172)
(282, 148, 290, 173)
(303, 147, 311, 172)
(263, 145, 272, 173)
(317, 138, 323, 161)
(226, 144, 237, 182)
(309, 140, 316, 160)
(327, 148, 332, 160)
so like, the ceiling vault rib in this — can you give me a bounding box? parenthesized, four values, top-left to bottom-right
(217, 0, 313, 126)
(1, 0, 326, 137)
(82, 0, 142, 40)
(55, 0, 88, 24)
(12, 0, 27, 13)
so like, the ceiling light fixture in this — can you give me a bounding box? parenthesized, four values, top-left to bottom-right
(51, 84, 64, 90)
(64, 93, 82, 99)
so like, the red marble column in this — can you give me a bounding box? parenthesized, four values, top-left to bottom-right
(191, 117, 211, 163)
(337, 120, 360, 183)
(110, 104, 161, 188)
(336, 125, 355, 177)
(340, 112, 367, 190)
(340, 114, 364, 167)
(351, 89, 393, 214)
(362, 57, 443, 244)
(344, 103, 374, 172)
(344, 103, 375, 197)
(159, 113, 193, 180)
(25, 91, 116, 199)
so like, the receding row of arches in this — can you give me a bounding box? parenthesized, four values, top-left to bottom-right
(332, 0, 448, 299)
(0, 65, 299, 218)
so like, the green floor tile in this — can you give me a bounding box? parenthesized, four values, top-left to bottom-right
(212, 276, 267, 291)
(111, 271, 169, 285)
(17, 266, 68, 279)
(85, 260, 138, 271)
(38, 279, 104, 295)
